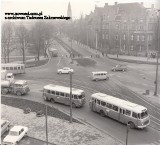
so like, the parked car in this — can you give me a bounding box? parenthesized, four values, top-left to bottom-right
(1, 120, 10, 136)
(57, 67, 74, 74)
(111, 64, 127, 71)
(3, 125, 28, 145)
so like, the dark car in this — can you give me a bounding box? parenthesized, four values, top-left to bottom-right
(111, 64, 127, 71)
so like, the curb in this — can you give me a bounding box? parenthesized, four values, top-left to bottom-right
(108, 57, 160, 65)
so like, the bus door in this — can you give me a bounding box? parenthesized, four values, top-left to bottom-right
(119, 109, 128, 124)
(108, 105, 119, 120)
(64, 94, 70, 106)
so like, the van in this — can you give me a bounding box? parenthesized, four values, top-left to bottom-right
(92, 71, 109, 81)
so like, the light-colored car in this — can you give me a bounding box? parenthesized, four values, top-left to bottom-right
(111, 64, 127, 71)
(3, 125, 28, 145)
(57, 67, 74, 74)
(1, 120, 10, 136)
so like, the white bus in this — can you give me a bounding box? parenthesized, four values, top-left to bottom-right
(92, 71, 109, 81)
(43, 84, 86, 107)
(1, 63, 25, 74)
(89, 93, 150, 129)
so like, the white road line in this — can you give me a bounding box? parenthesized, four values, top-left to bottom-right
(150, 115, 160, 123)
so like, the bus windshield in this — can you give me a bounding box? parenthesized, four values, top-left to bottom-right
(140, 110, 148, 119)
(78, 93, 85, 99)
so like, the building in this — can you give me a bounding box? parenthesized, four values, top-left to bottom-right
(85, 2, 158, 56)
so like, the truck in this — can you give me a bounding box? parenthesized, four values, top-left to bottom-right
(1, 70, 30, 96)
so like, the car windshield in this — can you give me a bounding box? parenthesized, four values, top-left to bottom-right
(9, 131, 18, 136)
(140, 110, 148, 119)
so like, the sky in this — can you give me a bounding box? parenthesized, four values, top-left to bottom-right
(1, 0, 160, 20)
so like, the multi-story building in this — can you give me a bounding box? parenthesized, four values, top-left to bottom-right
(85, 2, 159, 56)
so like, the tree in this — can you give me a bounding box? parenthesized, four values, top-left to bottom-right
(15, 23, 29, 64)
(1, 21, 14, 63)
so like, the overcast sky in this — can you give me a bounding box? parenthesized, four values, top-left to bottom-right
(1, 0, 160, 20)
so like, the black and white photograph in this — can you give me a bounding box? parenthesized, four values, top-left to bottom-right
(1, 0, 160, 144)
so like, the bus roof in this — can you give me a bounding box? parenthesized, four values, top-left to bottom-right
(1, 63, 24, 67)
(91, 93, 147, 113)
(44, 84, 84, 95)
(92, 71, 107, 74)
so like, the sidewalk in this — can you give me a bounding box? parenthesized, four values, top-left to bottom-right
(108, 54, 160, 65)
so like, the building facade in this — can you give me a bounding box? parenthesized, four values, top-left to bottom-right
(85, 2, 158, 56)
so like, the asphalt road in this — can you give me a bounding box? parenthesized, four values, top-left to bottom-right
(14, 39, 160, 145)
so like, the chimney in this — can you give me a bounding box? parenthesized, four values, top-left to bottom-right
(115, 2, 118, 5)
(151, 4, 154, 9)
(105, 3, 108, 7)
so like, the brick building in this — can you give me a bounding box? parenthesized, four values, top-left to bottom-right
(85, 2, 159, 56)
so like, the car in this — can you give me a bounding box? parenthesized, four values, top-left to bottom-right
(1, 120, 10, 136)
(3, 125, 28, 145)
(57, 67, 74, 74)
(111, 64, 127, 71)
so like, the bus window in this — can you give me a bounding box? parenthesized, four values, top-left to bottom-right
(14, 67, 17, 70)
(120, 108, 122, 113)
(132, 112, 138, 118)
(113, 105, 118, 112)
(51, 91, 55, 95)
(126, 110, 131, 116)
(56, 92, 59, 96)
(18, 67, 20, 70)
(74, 95, 78, 99)
(10, 67, 13, 70)
(2, 67, 5, 70)
(21, 66, 24, 69)
(60, 92, 64, 97)
(107, 103, 112, 109)
(66, 94, 69, 97)
(101, 101, 106, 107)
(6, 67, 9, 70)
(47, 90, 50, 94)
(97, 99, 100, 105)
(123, 110, 125, 114)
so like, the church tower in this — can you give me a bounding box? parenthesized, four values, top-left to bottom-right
(67, 2, 72, 20)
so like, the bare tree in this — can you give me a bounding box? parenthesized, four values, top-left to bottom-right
(1, 21, 14, 63)
(15, 23, 29, 64)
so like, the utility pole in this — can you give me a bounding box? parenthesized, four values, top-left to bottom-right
(154, 10, 160, 96)
(126, 124, 130, 145)
(70, 72, 73, 123)
(45, 105, 48, 145)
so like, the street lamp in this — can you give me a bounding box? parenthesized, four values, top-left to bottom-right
(154, 10, 160, 96)
(126, 123, 130, 145)
(70, 72, 73, 123)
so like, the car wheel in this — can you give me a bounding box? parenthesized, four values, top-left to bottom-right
(1, 89, 8, 95)
(50, 98, 55, 103)
(113, 69, 116, 72)
(59, 71, 62, 74)
(16, 91, 22, 96)
(100, 110, 105, 117)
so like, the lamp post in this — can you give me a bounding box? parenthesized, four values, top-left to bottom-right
(154, 10, 160, 96)
(126, 123, 130, 145)
(70, 72, 73, 123)
(45, 105, 48, 145)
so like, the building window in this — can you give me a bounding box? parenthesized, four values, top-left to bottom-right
(131, 35, 134, 40)
(148, 34, 152, 41)
(139, 45, 142, 52)
(102, 34, 105, 39)
(116, 24, 119, 29)
(139, 25, 144, 30)
(123, 34, 126, 40)
(123, 44, 126, 50)
(106, 34, 109, 40)
(130, 45, 134, 51)
(106, 23, 109, 29)
(115, 35, 118, 40)
(141, 35, 145, 41)
(137, 35, 140, 41)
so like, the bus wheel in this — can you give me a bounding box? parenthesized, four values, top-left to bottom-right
(128, 122, 135, 129)
(50, 98, 55, 103)
(72, 103, 76, 108)
(100, 110, 105, 117)
(16, 91, 22, 96)
(1, 89, 8, 95)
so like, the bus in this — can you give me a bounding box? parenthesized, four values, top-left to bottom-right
(43, 84, 85, 107)
(1, 63, 25, 74)
(49, 48, 58, 57)
(89, 93, 150, 129)
(92, 71, 109, 81)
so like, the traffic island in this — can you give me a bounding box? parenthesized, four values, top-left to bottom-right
(74, 57, 96, 67)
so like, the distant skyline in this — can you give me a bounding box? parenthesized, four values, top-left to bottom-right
(1, 0, 160, 20)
